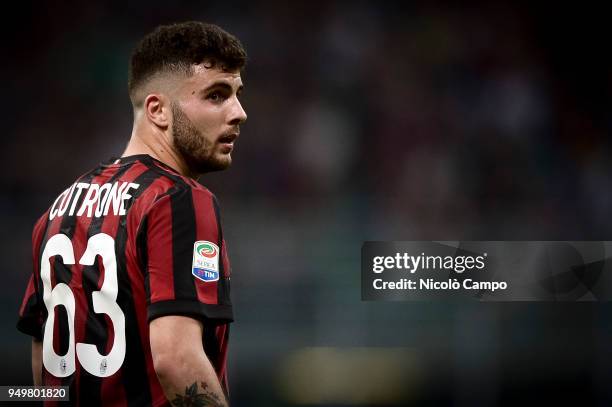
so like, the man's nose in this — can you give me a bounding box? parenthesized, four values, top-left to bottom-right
(228, 98, 247, 126)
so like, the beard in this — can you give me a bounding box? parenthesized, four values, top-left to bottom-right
(171, 103, 231, 174)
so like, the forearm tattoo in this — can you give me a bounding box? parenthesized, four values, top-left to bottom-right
(171, 381, 226, 407)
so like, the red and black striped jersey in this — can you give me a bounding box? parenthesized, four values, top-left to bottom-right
(17, 154, 233, 407)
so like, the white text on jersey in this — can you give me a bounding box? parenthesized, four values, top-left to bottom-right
(49, 182, 140, 220)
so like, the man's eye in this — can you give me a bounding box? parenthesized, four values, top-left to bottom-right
(208, 92, 221, 101)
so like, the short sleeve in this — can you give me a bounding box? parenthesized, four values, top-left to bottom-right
(16, 275, 44, 340)
(140, 186, 232, 323)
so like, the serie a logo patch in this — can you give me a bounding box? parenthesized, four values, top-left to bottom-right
(192, 241, 220, 282)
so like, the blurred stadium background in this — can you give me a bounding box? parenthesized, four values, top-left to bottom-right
(3, 1, 612, 405)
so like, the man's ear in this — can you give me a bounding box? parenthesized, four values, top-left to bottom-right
(144, 94, 171, 128)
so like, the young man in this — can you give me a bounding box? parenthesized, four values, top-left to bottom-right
(17, 21, 247, 406)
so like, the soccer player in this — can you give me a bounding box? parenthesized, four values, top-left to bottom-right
(16, 21, 247, 406)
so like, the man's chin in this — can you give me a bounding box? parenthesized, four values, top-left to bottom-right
(189, 154, 232, 174)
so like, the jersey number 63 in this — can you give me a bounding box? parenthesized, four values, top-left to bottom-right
(40, 233, 126, 378)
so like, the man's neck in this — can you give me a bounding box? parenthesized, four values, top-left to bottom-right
(122, 131, 195, 179)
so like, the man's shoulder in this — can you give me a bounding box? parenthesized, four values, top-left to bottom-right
(93, 155, 216, 208)
(148, 179, 217, 212)
(128, 160, 218, 216)
(122, 155, 216, 201)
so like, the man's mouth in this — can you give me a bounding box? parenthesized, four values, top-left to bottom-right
(218, 132, 239, 153)
(218, 133, 238, 144)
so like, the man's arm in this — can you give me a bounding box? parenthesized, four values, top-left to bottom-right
(150, 315, 227, 407)
(31, 338, 42, 386)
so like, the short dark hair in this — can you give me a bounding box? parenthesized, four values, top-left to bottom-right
(128, 21, 247, 105)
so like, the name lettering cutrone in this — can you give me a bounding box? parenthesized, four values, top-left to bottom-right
(49, 182, 140, 220)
